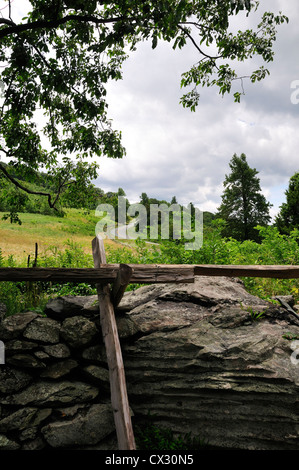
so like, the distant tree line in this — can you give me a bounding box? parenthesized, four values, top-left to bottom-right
(1, 155, 298, 242)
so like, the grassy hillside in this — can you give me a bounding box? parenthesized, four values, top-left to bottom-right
(0, 207, 141, 315)
(1, 195, 299, 317)
(0, 208, 120, 262)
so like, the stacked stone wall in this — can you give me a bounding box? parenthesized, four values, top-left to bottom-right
(0, 296, 117, 450)
(1, 277, 299, 451)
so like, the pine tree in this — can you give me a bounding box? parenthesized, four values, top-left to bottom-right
(217, 153, 272, 241)
(275, 172, 299, 235)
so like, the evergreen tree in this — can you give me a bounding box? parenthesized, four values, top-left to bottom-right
(275, 172, 299, 235)
(217, 153, 272, 241)
(140, 193, 150, 206)
(117, 188, 126, 197)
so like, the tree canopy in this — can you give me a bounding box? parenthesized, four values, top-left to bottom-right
(217, 153, 272, 241)
(0, 0, 288, 209)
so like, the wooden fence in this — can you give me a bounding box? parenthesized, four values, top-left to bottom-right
(1, 263, 299, 284)
(1, 235, 299, 450)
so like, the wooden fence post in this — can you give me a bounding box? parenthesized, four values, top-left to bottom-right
(112, 264, 133, 307)
(92, 236, 136, 451)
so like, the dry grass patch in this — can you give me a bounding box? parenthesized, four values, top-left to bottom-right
(0, 210, 122, 262)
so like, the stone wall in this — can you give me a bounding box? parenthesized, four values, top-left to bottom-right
(1, 276, 299, 450)
(0, 297, 117, 450)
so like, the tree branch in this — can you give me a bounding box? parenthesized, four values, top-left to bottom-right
(0, 160, 58, 210)
(0, 18, 15, 27)
(0, 14, 127, 39)
(177, 24, 222, 60)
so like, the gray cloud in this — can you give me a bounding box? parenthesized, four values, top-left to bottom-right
(13, 0, 297, 220)
(97, 2, 299, 221)
(9, 0, 297, 222)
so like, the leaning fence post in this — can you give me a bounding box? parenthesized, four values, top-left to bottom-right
(92, 236, 136, 450)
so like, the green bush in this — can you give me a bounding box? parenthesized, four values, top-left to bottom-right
(154, 224, 299, 302)
(135, 424, 209, 450)
(1, 224, 299, 317)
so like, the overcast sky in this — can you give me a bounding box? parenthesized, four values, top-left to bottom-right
(8, 0, 299, 220)
(93, 0, 299, 220)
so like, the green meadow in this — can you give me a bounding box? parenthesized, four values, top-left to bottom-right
(1, 206, 299, 317)
(0, 208, 119, 262)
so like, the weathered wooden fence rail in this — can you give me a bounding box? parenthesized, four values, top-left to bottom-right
(1, 237, 299, 451)
(1, 263, 299, 283)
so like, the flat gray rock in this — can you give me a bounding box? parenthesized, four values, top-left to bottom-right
(0, 312, 39, 340)
(41, 403, 114, 448)
(23, 317, 61, 344)
(60, 316, 99, 348)
(0, 380, 99, 406)
(44, 295, 99, 320)
(118, 276, 299, 450)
